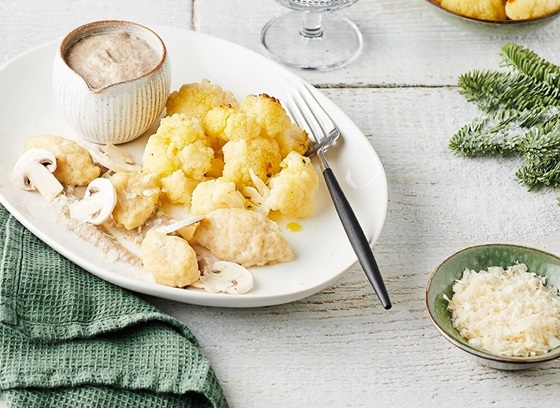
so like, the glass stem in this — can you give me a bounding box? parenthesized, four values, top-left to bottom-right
(300, 12, 323, 39)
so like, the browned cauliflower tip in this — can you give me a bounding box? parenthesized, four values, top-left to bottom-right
(239, 94, 309, 158)
(166, 79, 239, 119)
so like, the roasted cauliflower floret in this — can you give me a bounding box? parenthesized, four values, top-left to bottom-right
(160, 170, 199, 205)
(267, 152, 319, 218)
(439, 0, 507, 20)
(192, 208, 294, 267)
(177, 140, 214, 181)
(143, 81, 319, 221)
(505, 0, 560, 19)
(222, 137, 282, 188)
(141, 230, 200, 287)
(143, 114, 214, 205)
(243, 152, 319, 218)
(240, 94, 309, 158)
(190, 177, 246, 215)
(110, 171, 160, 230)
(24, 134, 100, 186)
(143, 114, 213, 181)
(166, 79, 238, 119)
(203, 104, 261, 142)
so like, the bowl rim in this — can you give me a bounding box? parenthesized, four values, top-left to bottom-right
(425, 243, 560, 365)
(425, 0, 560, 26)
(58, 19, 168, 92)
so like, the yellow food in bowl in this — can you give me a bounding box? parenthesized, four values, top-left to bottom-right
(505, 0, 560, 20)
(433, 0, 560, 21)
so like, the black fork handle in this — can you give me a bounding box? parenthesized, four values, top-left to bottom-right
(322, 167, 392, 310)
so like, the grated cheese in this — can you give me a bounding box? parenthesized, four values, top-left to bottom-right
(444, 264, 560, 357)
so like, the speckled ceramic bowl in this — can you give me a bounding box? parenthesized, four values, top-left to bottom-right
(426, 244, 560, 370)
(52, 20, 171, 144)
(424, 1, 560, 35)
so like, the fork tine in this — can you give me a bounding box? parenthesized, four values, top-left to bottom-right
(297, 82, 340, 140)
(285, 82, 340, 156)
(283, 88, 322, 146)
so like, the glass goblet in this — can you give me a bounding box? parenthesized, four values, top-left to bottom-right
(261, 0, 363, 71)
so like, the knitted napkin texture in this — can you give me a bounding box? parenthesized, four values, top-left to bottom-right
(0, 205, 228, 408)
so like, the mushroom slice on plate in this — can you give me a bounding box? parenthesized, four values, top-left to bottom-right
(191, 252, 254, 295)
(68, 178, 117, 225)
(12, 148, 64, 202)
(84, 141, 142, 173)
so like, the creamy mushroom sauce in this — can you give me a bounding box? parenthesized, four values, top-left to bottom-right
(51, 193, 144, 267)
(65, 31, 159, 89)
(51, 188, 198, 270)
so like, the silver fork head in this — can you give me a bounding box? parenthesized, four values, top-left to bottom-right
(282, 81, 340, 157)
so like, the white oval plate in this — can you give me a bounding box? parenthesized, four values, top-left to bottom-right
(0, 26, 387, 307)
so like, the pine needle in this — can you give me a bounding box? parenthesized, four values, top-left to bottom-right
(516, 157, 560, 190)
(458, 70, 560, 112)
(449, 110, 526, 157)
(500, 42, 560, 89)
(519, 117, 560, 162)
(449, 107, 560, 157)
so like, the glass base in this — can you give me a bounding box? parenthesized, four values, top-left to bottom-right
(261, 11, 363, 71)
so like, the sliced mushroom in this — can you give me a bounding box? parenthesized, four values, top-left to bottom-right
(12, 148, 64, 202)
(68, 178, 117, 225)
(193, 245, 220, 275)
(191, 246, 254, 295)
(84, 141, 142, 173)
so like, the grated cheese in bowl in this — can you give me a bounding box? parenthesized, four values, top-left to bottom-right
(444, 263, 560, 357)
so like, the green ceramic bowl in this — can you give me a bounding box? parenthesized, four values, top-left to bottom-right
(426, 244, 560, 370)
(424, 0, 560, 35)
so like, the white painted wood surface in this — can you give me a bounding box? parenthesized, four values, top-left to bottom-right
(2, 0, 560, 407)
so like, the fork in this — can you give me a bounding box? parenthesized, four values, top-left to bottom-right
(284, 81, 392, 310)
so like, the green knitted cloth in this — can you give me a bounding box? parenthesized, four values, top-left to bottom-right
(0, 205, 228, 408)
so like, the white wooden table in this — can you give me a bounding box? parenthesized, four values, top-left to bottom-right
(2, 0, 560, 407)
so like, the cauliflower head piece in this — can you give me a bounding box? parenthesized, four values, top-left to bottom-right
(166, 79, 239, 119)
(505, 0, 560, 19)
(143, 113, 213, 181)
(190, 177, 246, 215)
(265, 151, 319, 218)
(222, 137, 282, 188)
(143, 114, 214, 205)
(24, 134, 100, 187)
(203, 104, 262, 143)
(240, 94, 309, 158)
(440, 0, 507, 20)
(141, 230, 200, 287)
(159, 170, 199, 205)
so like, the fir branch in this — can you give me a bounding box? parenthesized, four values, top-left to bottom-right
(516, 157, 560, 190)
(519, 116, 560, 162)
(458, 70, 560, 112)
(451, 42, 560, 201)
(500, 42, 560, 89)
(448, 107, 558, 157)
